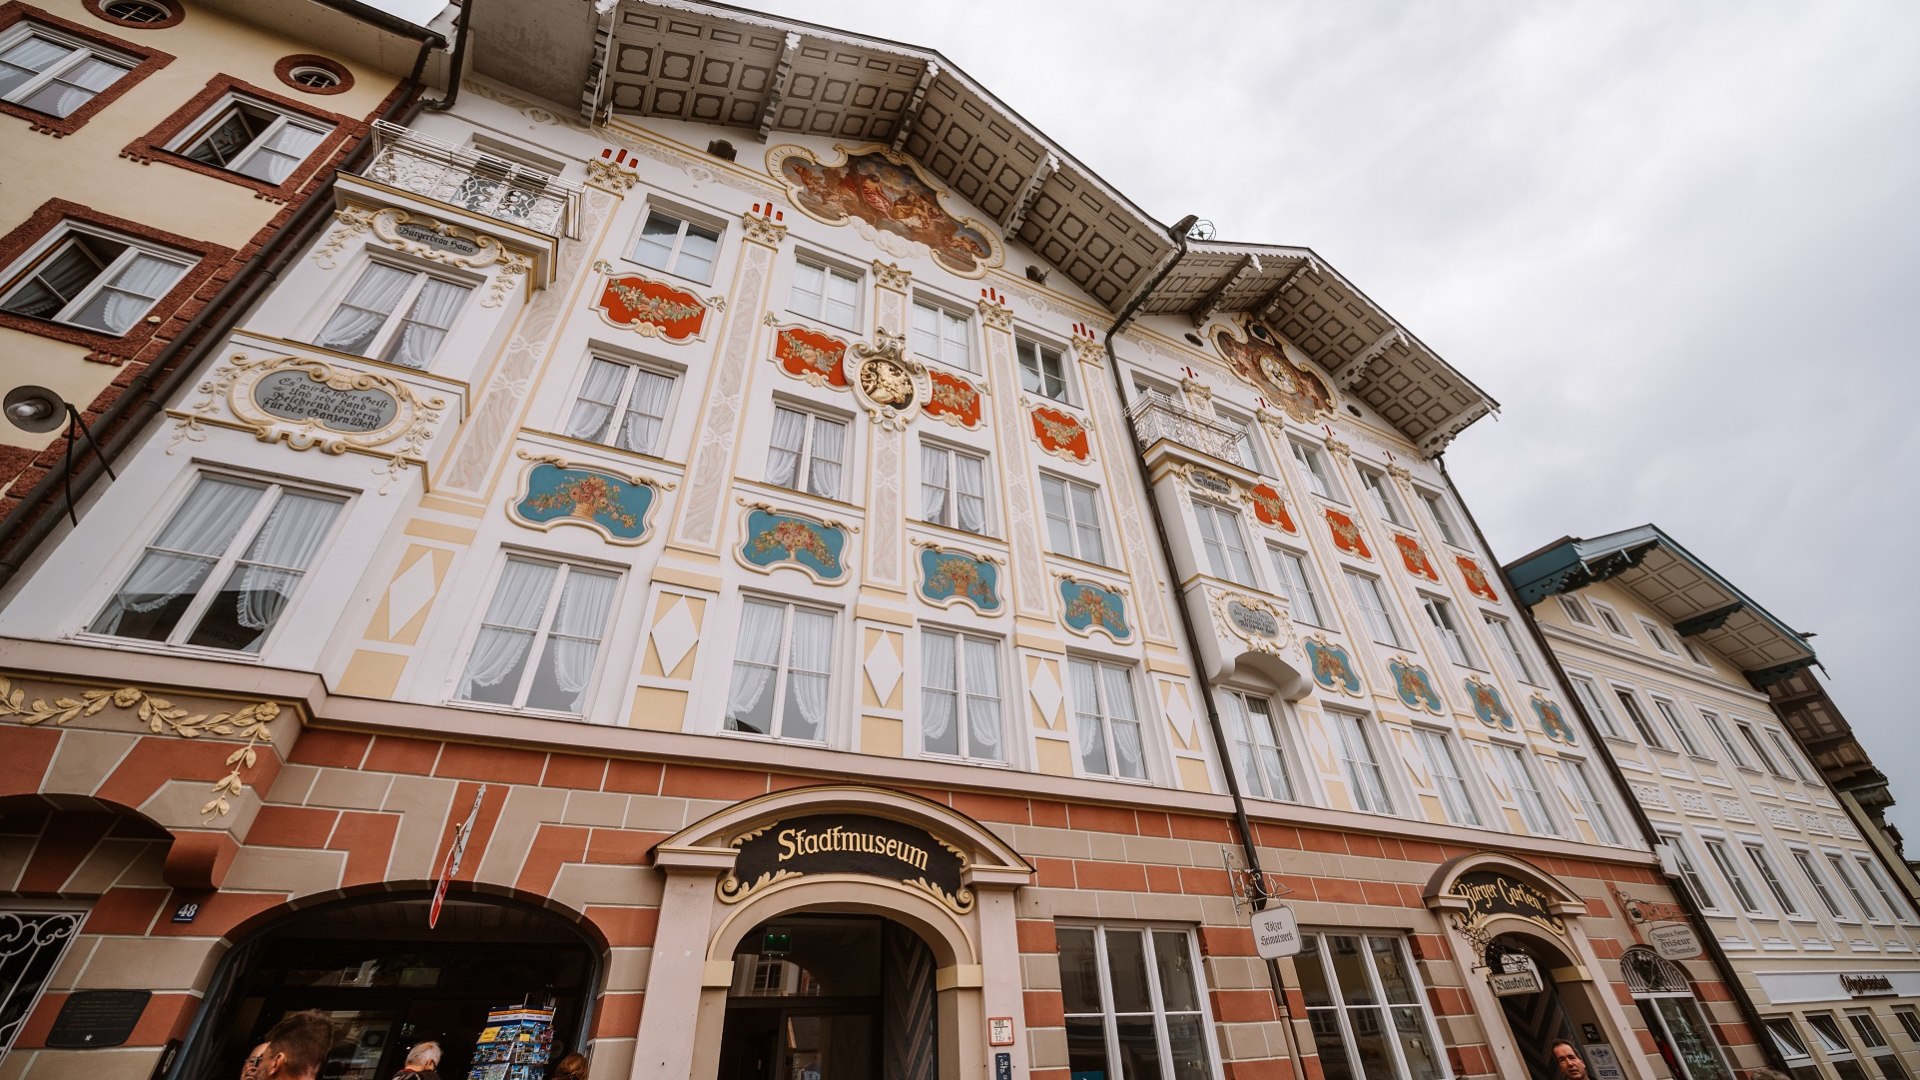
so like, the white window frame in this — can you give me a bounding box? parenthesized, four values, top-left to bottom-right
(1345, 570, 1404, 648)
(1215, 407, 1263, 472)
(0, 22, 134, 117)
(1567, 674, 1622, 740)
(910, 296, 975, 373)
(1804, 1014, 1857, 1063)
(629, 204, 723, 283)
(765, 403, 850, 500)
(1069, 657, 1148, 781)
(563, 354, 676, 455)
(167, 91, 334, 182)
(1484, 614, 1540, 684)
(1417, 487, 1465, 548)
(1288, 439, 1342, 501)
(0, 220, 194, 334)
(313, 259, 474, 369)
(1697, 710, 1750, 769)
(1416, 727, 1482, 827)
(724, 597, 836, 744)
(1498, 745, 1560, 837)
(1591, 601, 1632, 639)
(919, 439, 991, 534)
(1421, 593, 1480, 669)
(1558, 594, 1596, 627)
(1790, 846, 1851, 921)
(1651, 697, 1708, 758)
(919, 628, 1005, 763)
(1055, 923, 1223, 1080)
(1191, 498, 1257, 586)
(1893, 1007, 1920, 1045)
(1330, 710, 1394, 815)
(1855, 855, 1912, 924)
(1357, 466, 1409, 527)
(1765, 1018, 1820, 1078)
(1639, 618, 1679, 655)
(788, 255, 861, 331)
(1765, 728, 1817, 784)
(1703, 836, 1767, 915)
(1681, 639, 1712, 668)
(1662, 831, 1723, 913)
(453, 554, 620, 716)
(1744, 841, 1805, 917)
(1737, 720, 1788, 779)
(1567, 759, 1622, 845)
(1040, 473, 1107, 565)
(1611, 685, 1667, 749)
(1016, 335, 1070, 402)
(1295, 931, 1454, 1080)
(1268, 545, 1331, 628)
(1222, 691, 1296, 803)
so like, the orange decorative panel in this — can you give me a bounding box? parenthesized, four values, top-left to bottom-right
(1325, 509, 1372, 559)
(1394, 534, 1438, 580)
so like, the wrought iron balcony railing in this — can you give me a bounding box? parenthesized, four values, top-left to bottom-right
(358, 121, 581, 239)
(1128, 391, 1248, 464)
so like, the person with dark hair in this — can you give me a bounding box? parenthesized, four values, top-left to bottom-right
(549, 1052, 588, 1080)
(259, 1011, 336, 1080)
(1550, 1039, 1589, 1080)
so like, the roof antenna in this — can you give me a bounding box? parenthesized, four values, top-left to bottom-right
(5, 385, 117, 526)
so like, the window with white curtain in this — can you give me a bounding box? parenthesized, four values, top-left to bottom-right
(0, 24, 133, 117)
(312, 262, 471, 369)
(1566, 760, 1621, 845)
(631, 207, 721, 283)
(1356, 467, 1408, 527)
(764, 405, 848, 499)
(1295, 932, 1450, 1080)
(1417, 488, 1464, 547)
(790, 258, 859, 330)
(1069, 658, 1146, 780)
(1567, 675, 1621, 739)
(1057, 924, 1218, 1080)
(1040, 474, 1106, 564)
(1791, 848, 1849, 920)
(911, 298, 973, 372)
(1703, 838, 1765, 914)
(1221, 692, 1293, 802)
(565, 357, 674, 454)
(1191, 499, 1256, 585)
(88, 475, 343, 654)
(1652, 699, 1708, 758)
(1745, 842, 1804, 916)
(1288, 440, 1341, 501)
(1415, 728, 1480, 827)
(170, 95, 333, 183)
(1484, 615, 1539, 684)
(920, 629, 1002, 761)
(0, 223, 192, 334)
(455, 556, 618, 715)
(1420, 594, 1478, 668)
(726, 599, 834, 742)
(1017, 337, 1069, 401)
(1345, 570, 1403, 648)
(1331, 711, 1393, 815)
(1267, 546, 1330, 628)
(920, 442, 988, 533)
(1498, 745, 1560, 837)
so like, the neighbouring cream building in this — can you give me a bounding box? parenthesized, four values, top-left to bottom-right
(1510, 526, 1920, 1080)
(0, 4, 1796, 1080)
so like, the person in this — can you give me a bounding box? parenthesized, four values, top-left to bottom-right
(393, 1041, 442, 1080)
(240, 1041, 271, 1080)
(549, 1052, 589, 1080)
(1550, 1039, 1588, 1079)
(258, 1011, 335, 1080)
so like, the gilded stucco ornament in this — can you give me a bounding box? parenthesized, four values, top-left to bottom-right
(871, 259, 913, 291)
(976, 296, 1014, 331)
(739, 205, 789, 247)
(318, 207, 532, 308)
(1207, 588, 1292, 656)
(584, 156, 640, 193)
(849, 331, 928, 431)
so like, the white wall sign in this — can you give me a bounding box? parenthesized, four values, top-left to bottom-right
(1649, 924, 1702, 961)
(1252, 904, 1301, 959)
(1587, 1043, 1626, 1080)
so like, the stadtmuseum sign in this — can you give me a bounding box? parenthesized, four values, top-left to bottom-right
(720, 813, 972, 913)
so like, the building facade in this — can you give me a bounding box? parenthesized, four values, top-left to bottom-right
(0, 4, 1782, 1080)
(1510, 527, 1920, 1080)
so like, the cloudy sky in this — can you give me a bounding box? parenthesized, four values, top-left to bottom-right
(388, 0, 1920, 841)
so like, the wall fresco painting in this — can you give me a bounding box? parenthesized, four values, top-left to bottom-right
(1325, 509, 1373, 560)
(1245, 482, 1297, 533)
(923, 368, 985, 429)
(767, 320, 850, 388)
(1533, 696, 1577, 745)
(1304, 636, 1364, 696)
(511, 462, 658, 545)
(740, 507, 849, 583)
(1394, 534, 1439, 581)
(1388, 658, 1445, 715)
(1212, 318, 1334, 423)
(767, 143, 1002, 277)
(917, 546, 1001, 613)
(1463, 677, 1517, 731)
(591, 260, 713, 342)
(1456, 555, 1500, 602)
(1058, 578, 1130, 641)
(1030, 404, 1092, 462)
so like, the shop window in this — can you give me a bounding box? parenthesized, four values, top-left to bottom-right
(313, 262, 471, 369)
(1267, 546, 1331, 628)
(765, 404, 848, 500)
(1566, 760, 1621, 845)
(1807, 1013, 1875, 1080)
(920, 441, 988, 534)
(1420, 593, 1478, 669)
(169, 93, 332, 183)
(1288, 439, 1341, 501)
(1611, 687, 1666, 749)
(630, 206, 720, 283)
(1331, 710, 1393, 815)
(1057, 924, 1219, 1080)
(1040, 474, 1106, 565)
(1016, 336, 1068, 401)
(1895, 1008, 1920, 1045)
(1622, 950, 1735, 1080)
(1652, 699, 1708, 758)
(455, 556, 618, 716)
(789, 257, 859, 330)
(920, 629, 1002, 762)
(0, 910, 84, 1058)
(725, 598, 834, 743)
(1497, 745, 1560, 838)
(89, 474, 344, 654)
(910, 297, 972, 372)
(1356, 466, 1408, 527)
(1191, 498, 1256, 586)
(1344, 570, 1404, 648)
(1765, 1018, 1825, 1080)
(1294, 932, 1449, 1080)
(1566, 675, 1621, 739)
(563, 356, 674, 454)
(0, 21, 132, 117)
(1415, 728, 1481, 827)
(1068, 658, 1146, 781)
(1417, 487, 1464, 547)
(1222, 692, 1295, 803)
(1557, 593, 1595, 627)
(0, 220, 192, 334)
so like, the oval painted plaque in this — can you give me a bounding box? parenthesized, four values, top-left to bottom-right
(1227, 599, 1279, 639)
(252, 370, 400, 432)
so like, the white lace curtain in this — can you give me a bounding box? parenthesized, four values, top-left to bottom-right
(784, 608, 832, 740)
(240, 121, 326, 183)
(725, 600, 785, 731)
(617, 368, 672, 452)
(806, 419, 844, 498)
(963, 636, 1001, 758)
(91, 478, 259, 634)
(233, 492, 340, 637)
(953, 454, 986, 533)
(316, 263, 411, 355)
(921, 447, 948, 523)
(542, 569, 616, 712)
(565, 359, 626, 442)
(921, 631, 956, 751)
(1103, 665, 1145, 777)
(81, 253, 185, 335)
(765, 408, 806, 488)
(457, 559, 556, 701)
(1070, 659, 1107, 774)
(385, 277, 468, 369)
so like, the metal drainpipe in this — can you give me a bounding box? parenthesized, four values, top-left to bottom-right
(1434, 455, 1789, 1075)
(421, 0, 473, 112)
(0, 41, 439, 590)
(1099, 220, 1270, 906)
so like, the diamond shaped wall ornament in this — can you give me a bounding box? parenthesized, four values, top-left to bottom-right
(384, 551, 439, 640)
(864, 632, 903, 705)
(650, 597, 698, 677)
(1027, 660, 1062, 728)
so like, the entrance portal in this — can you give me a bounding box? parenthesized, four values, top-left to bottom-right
(718, 914, 935, 1080)
(1490, 935, 1578, 1080)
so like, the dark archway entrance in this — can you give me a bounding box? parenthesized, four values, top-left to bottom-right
(177, 893, 600, 1080)
(1490, 934, 1578, 1080)
(717, 914, 935, 1080)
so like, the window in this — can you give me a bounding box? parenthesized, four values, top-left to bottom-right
(1633, 984, 1737, 1080)
(0, 910, 84, 1058)
(1420, 594, 1478, 668)
(1191, 499, 1256, 585)
(1558, 594, 1595, 626)
(0, 223, 191, 334)
(0, 25, 132, 117)
(1268, 546, 1329, 627)
(1640, 619, 1678, 654)
(1406, 729, 1476, 827)
(1806, 1015, 1872, 1080)
(564, 357, 674, 454)
(1846, 1014, 1909, 1080)
(1682, 639, 1711, 667)
(89, 475, 343, 654)
(1767, 1019, 1825, 1080)
(1485, 615, 1539, 684)
(1592, 602, 1630, 637)
(1766, 729, 1817, 783)
(1041, 474, 1106, 564)
(1613, 688, 1666, 748)
(455, 556, 617, 714)
(920, 629, 1002, 761)
(1345, 571, 1404, 648)
(1069, 658, 1146, 780)
(1057, 924, 1217, 1080)
(1289, 440, 1339, 500)
(1216, 410, 1262, 472)
(1567, 761, 1622, 845)
(789, 258, 859, 330)
(1737, 721, 1787, 778)
(1703, 838, 1765, 914)
(765, 405, 848, 499)
(910, 298, 973, 372)
(1417, 489, 1464, 547)
(1331, 711, 1393, 815)
(1295, 933, 1449, 1080)
(1499, 746, 1560, 837)
(313, 262, 471, 368)
(1568, 676, 1621, 739)
(1793, 849, 1850, 920)
(1856, 856, 1912, 923)
(171, 95, 332, 183)
(284, 65, 341, 91)
(1662, 833, 1721, 912)
(1652, 699, 1707, 758)
(631, 207, 720, 282)
(1895, 1009, 1920, 1045)
(726, 599, 833, 742)
(1698, 711, 1750, 768)
(1017, 337, 1068, 401)
(1356, 467, 1408, 527)
(1745, 843, 1804, 917)
(102, 1, 174, 24)
(920, 442, 988, 533)
(1222, 693, 1294, 802)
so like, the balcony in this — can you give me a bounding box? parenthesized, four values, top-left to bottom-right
(1129, 391, 1249, 473)
(357, 121, 581, 239)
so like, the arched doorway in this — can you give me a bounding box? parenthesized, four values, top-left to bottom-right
(175, 891, 602, 1080)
